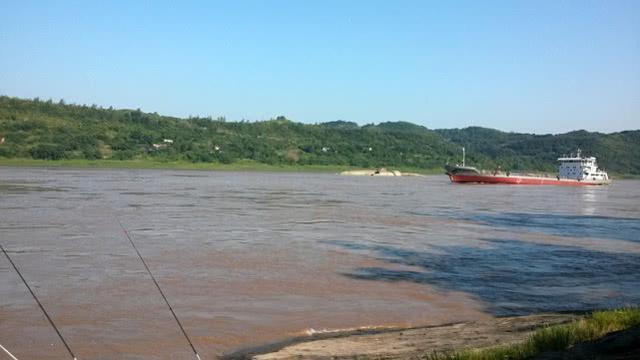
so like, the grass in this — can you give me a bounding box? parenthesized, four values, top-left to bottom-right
(425, 307, 640, 360)
(0, 157, 444, 174)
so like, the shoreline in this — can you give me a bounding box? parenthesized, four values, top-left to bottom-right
(224, 308, 640, 360)
(1, 158, 636, 178)
(0, 158, 443, 175)
(222, 313, 580, 360)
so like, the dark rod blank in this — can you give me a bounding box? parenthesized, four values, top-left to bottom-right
(116, 218, 201, 360)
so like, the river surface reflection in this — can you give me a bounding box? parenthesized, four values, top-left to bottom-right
(1, 168, 639, 359)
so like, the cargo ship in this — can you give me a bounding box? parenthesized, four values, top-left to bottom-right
(445, 148, 610, 186)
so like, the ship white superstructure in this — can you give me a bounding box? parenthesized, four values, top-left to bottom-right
(557, 149, 609, 182)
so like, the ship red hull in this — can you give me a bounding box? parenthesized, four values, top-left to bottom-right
(448, 174, 608, 186)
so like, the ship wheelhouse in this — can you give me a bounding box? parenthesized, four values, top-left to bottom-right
(557, 150, 609, 181)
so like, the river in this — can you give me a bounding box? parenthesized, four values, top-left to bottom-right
(1, 167, 639, 359)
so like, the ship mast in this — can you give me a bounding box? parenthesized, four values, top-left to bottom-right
(462, 147, 465, 167)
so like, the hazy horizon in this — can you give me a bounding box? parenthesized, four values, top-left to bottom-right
(1, 1, 638, 134)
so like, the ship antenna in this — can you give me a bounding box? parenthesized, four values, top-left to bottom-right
(0, 244, 78, 360)
(116, 217, 202, 360)
(462, 147, 465, 167)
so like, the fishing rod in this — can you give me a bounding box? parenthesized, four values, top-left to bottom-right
(115, 217, 202, 360)
(0, 244, 77, 360)
(0, 343, 20, 360)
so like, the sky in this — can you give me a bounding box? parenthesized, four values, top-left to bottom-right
(1, 1, 638, 134)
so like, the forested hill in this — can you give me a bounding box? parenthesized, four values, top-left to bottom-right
(0, 96, 638, 174)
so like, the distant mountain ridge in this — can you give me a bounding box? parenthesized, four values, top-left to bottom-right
(0, 96, 638, 174)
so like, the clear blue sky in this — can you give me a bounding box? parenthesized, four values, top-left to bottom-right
(1, 1, 638, 133)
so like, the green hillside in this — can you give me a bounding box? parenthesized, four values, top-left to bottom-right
(0, 96, 638, 174)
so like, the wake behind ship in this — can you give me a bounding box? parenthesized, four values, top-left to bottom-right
(445, 149, 610, 186)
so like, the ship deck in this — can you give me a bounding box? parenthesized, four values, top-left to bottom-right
(448, 173, 610, 186)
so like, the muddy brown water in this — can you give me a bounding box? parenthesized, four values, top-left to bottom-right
(1, 168, 639, 359)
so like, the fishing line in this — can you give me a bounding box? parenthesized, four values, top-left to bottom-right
(115, 217, 201, 360)
(0, 244, 77, 360)
(0, 343, 20, 360)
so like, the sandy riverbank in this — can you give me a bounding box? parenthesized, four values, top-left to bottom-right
(225, 313, 580, 360)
